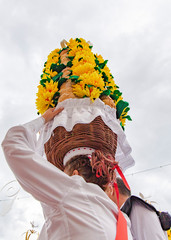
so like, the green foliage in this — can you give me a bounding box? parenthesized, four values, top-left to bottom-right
(116, 100, 129, 119)
(40, 79, 50, 87)
(102, 72, 109, 82)
(94, 66, 101, 73)
(68, 56, 74, 61)
(77, 44, 83, 48)
(76, 38, 81, 43)
(101, 89, 111, 96)
(98, 60, 108, 69)
(52, 72, 63, 82)
(67, 61, 73, 67)
(50, 63, 66, 73)
(58, 78, 67, 89)
(110, 90, 122, 101)
(78, 57, 83, 62)
(69, 75, 80, 82)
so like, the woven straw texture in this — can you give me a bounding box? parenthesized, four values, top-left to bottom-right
(44, 116, 117, 171)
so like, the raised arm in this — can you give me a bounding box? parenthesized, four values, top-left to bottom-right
(1, 107, 75, 207)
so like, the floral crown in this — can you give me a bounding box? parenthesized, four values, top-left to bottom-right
(36, 37, 131, 130)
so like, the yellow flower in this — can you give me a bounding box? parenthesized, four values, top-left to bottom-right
(72, 50, 95, 67)
(36, 80, 58, 114)
(167, 229, 171, 240)
(72, 83, 89, 98)
(89, 87, 102, 101)
(120, 116, 126, 127)
(67, 38, 91, 57)
(72, 63, 95, 76)
(41, 73, 50, 80)
(47, 49, 60, 61)
(79, 72, 105, 90)
(95, 54, 104, 63)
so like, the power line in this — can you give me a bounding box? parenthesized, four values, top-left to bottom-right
(126, 163, 171, 176)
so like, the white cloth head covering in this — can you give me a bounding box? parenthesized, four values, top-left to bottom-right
(37, 98, 135, 172)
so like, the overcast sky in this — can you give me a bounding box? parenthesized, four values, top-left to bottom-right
(0, 0, 171, 239)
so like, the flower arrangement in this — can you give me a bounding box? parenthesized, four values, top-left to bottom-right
(36, 37, 131, 129)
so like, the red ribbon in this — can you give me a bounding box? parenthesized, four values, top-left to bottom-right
(112, 165, 129, 240)
(112, 165, 130, 191)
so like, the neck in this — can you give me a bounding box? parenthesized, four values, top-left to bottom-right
(119, 195, 129, 208)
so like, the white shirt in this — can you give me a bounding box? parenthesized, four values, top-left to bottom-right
(2, 117, 133, 240)
(129, 201, 168, 240)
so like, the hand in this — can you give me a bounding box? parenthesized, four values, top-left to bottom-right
(42, 107, 64, 124)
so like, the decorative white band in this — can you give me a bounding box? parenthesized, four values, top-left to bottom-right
(63, 147, 95, 166)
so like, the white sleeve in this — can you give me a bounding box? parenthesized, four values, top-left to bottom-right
(1, 117, 75, 207)
(129, 201, 168, 240)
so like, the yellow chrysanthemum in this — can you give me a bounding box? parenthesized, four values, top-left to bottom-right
(72, 84, 101, 101)
(79, 72, 105, 90)
(96, 54, 105, 63)
(43, 69, 58, 78)
(72, 84, 90, 98)
(72, 63, 95, 76)
(41, 73, 50, 80)
(72, 50, 95, 67)
(67, 38, 91, 57)
(89, 87, 102, 101)
(36, 80, 58, 114)
(47, 48, 60, 61)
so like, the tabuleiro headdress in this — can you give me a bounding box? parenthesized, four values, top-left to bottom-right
(35, 38, 134, 172)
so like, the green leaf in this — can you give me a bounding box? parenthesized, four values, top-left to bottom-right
(52, 72, 63, 82)
(95, 58, 99, 65)
(75, 79, 81, 83)
(68, 56, 74, 61)
(78, 57, 83, 62)
(94, 66, 101, 73)
(110, 73, 114, 79)
(50, 63, 66, 73)
(77, 44, 83, 48)
(116, 100, 129, 119)
(69, 75, 80, 82)
(114, 89, 122, 96)
(89, 45, 93, 49)
(120, 123, 125, 131)
(76, 38, 81, 43)
(98, 60, 108, 69)
(123, 107, 130, 113)
(67, 61, 73, 67)
(106, 86, 113, 90)
(58, 49, 62, 54)
(122, 115, 132, 121)
(58, 78, 67, 89)
(87, 84, 93, 88)
(44, 61, 47, 67)
(40, 79, 49, 87)
(102, 71, 109, 82)
(101, 89, 111, 96)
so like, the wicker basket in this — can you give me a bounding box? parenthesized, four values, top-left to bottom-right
(44, 116, 117, 170)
